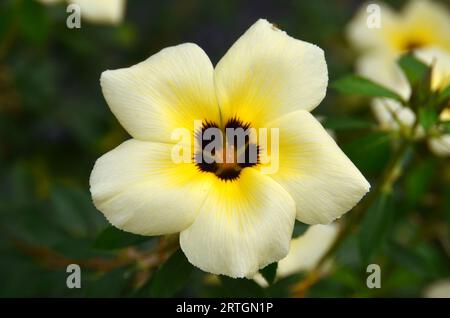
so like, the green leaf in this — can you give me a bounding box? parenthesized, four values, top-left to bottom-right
(292, 220, 308, 238)
(418, 107, 438, 130)
(150, 249, 195, 297)
(442, 122, 450, 134)
(0, 2, 14, 41)
(49, 185, 91, 237)
(84, 267, 131, 297)
(343, 131, 393, 173)
(265, 274, 303, 297)
(331, 75, 404, 102)
(385, 242, 436, 279)
(322, 116, 375, 131)
(445, 187, 450, 234)
(438, 85, 450, 103)
(17, 0, 50, 46)
(93, 226, 152, 250)
(259, 262, 278, 285)
(397, 54, 429, 88)
(359, 193, 395, 262)
(405, 159, 435, 206)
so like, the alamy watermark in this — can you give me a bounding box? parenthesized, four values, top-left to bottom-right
(366, 3, 381, 29)
(66, 264, 81, 289)
(66, 4, 81, 29)
(366, 264, 381, 289)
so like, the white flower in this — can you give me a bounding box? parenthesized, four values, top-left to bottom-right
(346, 0, 450, 86)
(90, 19, 370, 278)
(347, 0, 450, 54)
(371, 47, 450, 156)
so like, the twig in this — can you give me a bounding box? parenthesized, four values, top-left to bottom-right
(10, 234, 179, 274)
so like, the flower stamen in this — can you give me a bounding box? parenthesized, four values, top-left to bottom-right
(194, 118, 259, 181)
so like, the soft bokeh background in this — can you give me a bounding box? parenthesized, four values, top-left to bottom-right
(0, 0, 449, 297)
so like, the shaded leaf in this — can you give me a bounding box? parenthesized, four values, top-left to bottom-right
(343, 131, 392, 173)
(440, 121, 450, 134)
(322, 116, 375, 131)
(405, 159, 435, 206)
(438, 85, 450, 103)
(219, 276, 265, 298)
(331, 75, 404, 102)
(49, 185, 90, 237)
(445, 187, 450, 234)
(385, 242, 438, 279)
(359, 193, 394, 262)
(265, 274, 303, 297)
(292, 220, 308, 238)
(397, 54, 429, 88)
(84, 267, 131, 297)
(259, 262, 278, 286)
(418, 107, 438, 131)
(150, 249, 194, 297)
(17, 0, 50, 46)
(94, 226, 152, 250)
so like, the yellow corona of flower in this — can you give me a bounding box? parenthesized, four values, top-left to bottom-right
(90, 19, 370, 278)
(254, 224, 338, 286)
(347, 0, 450, 86)
(38, 0, 126, 25)
(372, 47, 450, 156)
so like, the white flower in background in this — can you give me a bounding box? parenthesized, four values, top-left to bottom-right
(90, 19, 370, 278)
(371, 47, 450, 157)
(346, 0, 450, 86)
(423, 279, 450, 298)
(254, 224, 338, 286)
(347, 0, 450, 156)
(37, 0, 126, 25)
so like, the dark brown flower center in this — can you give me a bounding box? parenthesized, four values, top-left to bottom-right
(194, 117, 259, 181)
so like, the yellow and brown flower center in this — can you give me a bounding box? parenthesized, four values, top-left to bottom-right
(194, 117, 259, 181)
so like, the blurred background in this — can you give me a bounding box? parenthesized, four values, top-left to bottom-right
(0, 0, 449, 297)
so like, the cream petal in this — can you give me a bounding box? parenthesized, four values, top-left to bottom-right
(214, 19, 327, 127)
(100, 43, 220, 142)
(428, 135, 450, 157)
(180, 168, 296, 278)
(90, 139, 214, 235)
(277, 224, 338, 277)
(265, 110, 370, 224)
(69, 0, 126, 25)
